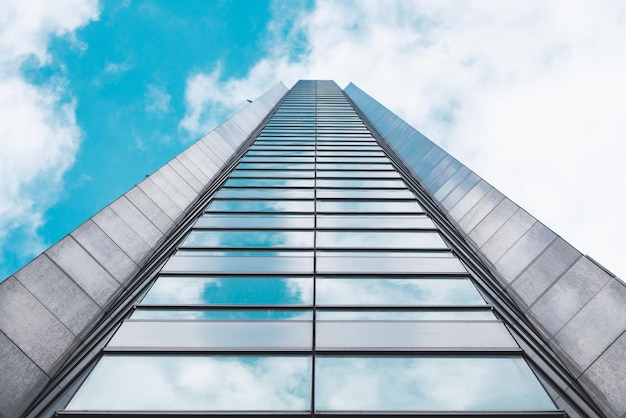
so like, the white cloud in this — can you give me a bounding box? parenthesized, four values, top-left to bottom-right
(181, 0, 626, 279)
(0, 0, 99, 274)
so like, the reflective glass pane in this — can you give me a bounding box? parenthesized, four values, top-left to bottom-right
(109, 321, 312, 350)
(236, 163, 314, 170)
(132, 309, 313, 320)
(207, 200, 313, 213)
(317, 215, 436, 230)
(316, 309, 495, 320)
(316, 179, 406, 188)
(317, 200, 423, 213)
(316, 277, 485, 305)
(316, 157, 390, 163)
(316, 231, 446, 249)
(216, 188, 313, 199)
(183, 230, 313, 248)
(315, 356, 555, 411)
(316, 321, 516, 350)
(195, 215, 314, 229)
(240, 157, 314, 163)
(224, 179, 314, 188)
(317, 171, 400, 178)
(316, 163, 393, 170)
(317, 189, 415, 199)
(143, 276, 313, 305)
(230, 170, 314, 178)
(68, 355, 312, 411)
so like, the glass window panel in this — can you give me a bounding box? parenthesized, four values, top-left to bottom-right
(207, 200, 313, 213)
(108, 321, 312, 350)
(315, 321, 516, 350)
(317, 255, 467, 274)
(316, 277, 484, 305)
(195, 215, 314, 229)
(317, 189, 415, 199)
(142, 276, 313, 305)
(132, 309, 313, 320)
(240, 157, 314, 163)
(316, 151, 385, 157)
(67, 355, 312, 411)
(161, 255, 314, 274)
(246, 150, 315, 156)
(236, 163, 314, 170)
(317, 170, 400, 178)
(224, 179, 314, 188)
(315, 356, 555, 411)
(215, 188, 314, 199)
(182, 230, 313, 248)
(316, 231, 447, 249)
(317, 200, 423, 213)
(317, 215, 436, 230)
(316, 179, 406, 188)
(316, 157, 390, 164)
(316, 163, 393, 170)
(316, 309, 496, 320)
(230, 170, 314, 178)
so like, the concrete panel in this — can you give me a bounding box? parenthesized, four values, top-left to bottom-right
(197, 138, 228, 167)
(434, 166, 471, 203)
(494, 222, 556, 281)
(178, 151, 209, 184)
(422, 155, 456, 190)
(412, 147, 446, 180)
(137, 177, 183, 220)
(149, 169, 193, 212)
(92, 206, 152, 265)
(509, 237, 581, 308)
(159, 164, 197, 202)
(110, 196, 163, 248)
(448, 179, 492, 221)
(530, 257, 612, 336)
(46, 236, 122, 308)
(469, 198, 518, 247)
(553, 279, 626, 374)
(182, 146, 218, 181)
(125, 186, 174, 234)
(71, 219, 138, 283)
(481, 209, 536, 262)
(199, 133, 231, 163)
(170, 157, 203, 192)
(14, 255, 102, 336)
(580, 331, 626, 417)
(0, 331, 49, 418)
(458, 187, 504, 233)
(0, 277, 76, 373)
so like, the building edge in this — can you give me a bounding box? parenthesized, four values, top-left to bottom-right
(0, 82, 288, 418)
(344, 82, 626, 418)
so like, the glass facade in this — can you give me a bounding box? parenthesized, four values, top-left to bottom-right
(63, 81, 556, 414)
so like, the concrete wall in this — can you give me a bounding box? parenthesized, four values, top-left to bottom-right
(0, 83, 287, 418)
(345, 82, 626, 418)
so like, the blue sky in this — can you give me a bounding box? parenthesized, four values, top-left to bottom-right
(1, 0, 626, 281)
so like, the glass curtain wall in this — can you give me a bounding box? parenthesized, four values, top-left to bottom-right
(63, 81, 557, 414)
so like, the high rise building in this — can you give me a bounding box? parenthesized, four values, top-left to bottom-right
(0, 80, 623, 418)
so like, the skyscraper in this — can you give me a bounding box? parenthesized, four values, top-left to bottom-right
(1, 80, 623, 417)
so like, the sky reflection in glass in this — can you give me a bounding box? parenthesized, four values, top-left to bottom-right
(142, 276, 313, 305)
(207, 200, 313, 212)
(182, 230, 313, 248)
(132, 309, 312, 320)
(68, 355, 311, 411)
(316, 277, 485, 306)
(315, 356, 555, 411)
(316, 309, 495, 320)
